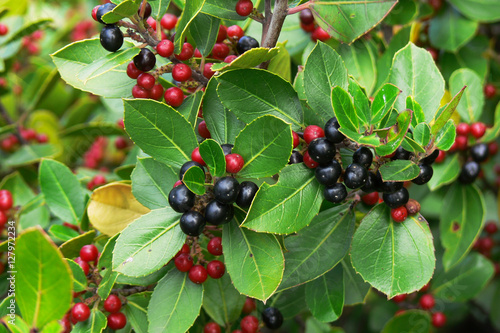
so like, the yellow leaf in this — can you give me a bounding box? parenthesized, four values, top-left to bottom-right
(87, 183, 150, 236)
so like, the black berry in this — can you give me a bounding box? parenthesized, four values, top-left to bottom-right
(236, 181, 259, 208)
(458, 161, 480, 184)
(180, 211, 206, 236)
(133, 48, 156, 72)
(179, 161, 204, 180)
(236, 36, 259, 54)
(324, 183, 347, 203)
(343, 163, 368, 189)
(214, 177, 240, 204)
(205, 200, 234, 225)
(96, 3, 117, 24)
(383, 187, 409, 209)
(262, 307, 283, 329)
(221, 144, 233, 155)
(100, 25, 123, 52)
(421, 149, 439, 165)
(315, 160, 342, 186)
(299, 8, 314, 25)
(412, 164, 433, 185)
(379, 181, 404, 193)
(168, 184, 195, 213)
(139, 2, 152, 19)
(361, 171, 381, 193)
(289, 150, 303, 164)
(470, 143, 489, 163)
(393, 146, 412, 160)
(324, 117, 345, 144)
(308, 137, 336, 164)
(352, 147, 373, 169)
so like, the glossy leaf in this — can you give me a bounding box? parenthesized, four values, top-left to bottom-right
(379, 160, 420, 182)
(351, 205, 435, 297)
(375, 109, 412, 156)
(211, 48, 280, 72)
(199, 139, 226, 178)
(173, 0, 205, 53)
(341, 258, 371, 305)
(102, 0, 141, 23)
(177, 90, 203, 128)
(72, 309, 107, 333)
(447, 0, 500, 22)
(268, 42, 292, 82)
(243, 164, 323, 234)
(331, 86, 359, 133)
(201, 0, 244, 20)
(440, 183, 485, 270)
(122, 292, 151, 333)
(434, 119, 456, 151)
(449, 69, 484, 123)
(0, 18, 51, 45)
(385, 0, 418, 25)
(150, 0, 171, 19)
(190, 13, 219, 57)
(59, 230, 96, 258)
(338, 39, 377, 95)
(182, 166, 206, 195)
(306, 263, 344, 322)
(113, 207, 185, 277)
(413, 123, 431, 147)
(406, 96, 425, 128)
(427, 154, 460, 191)
(431, 86, 465, 136)
(348, 78, 371, 128)
(66, 259, 87, 293)
(371, 84, 401, 125)
(381, 310, 430, 333)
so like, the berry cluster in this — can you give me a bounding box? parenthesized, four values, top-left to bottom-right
(1, 128, 49, 152)
(21, 29, 44, 55)
(0, 190, 14, 231)
(94, 3, 125, 52)
(71, 20, 96, 42)
(298, 8, 331, 42)
(83, 136, 107, 169)
(473, 221, 500, 275)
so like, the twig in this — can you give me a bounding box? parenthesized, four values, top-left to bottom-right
(0, 100, 26, 144)
(287, 2, 311, 15)
(262, 0, 288, 49)
(261, 0, 272, 43)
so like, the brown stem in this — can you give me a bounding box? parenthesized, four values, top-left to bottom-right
(0, 100, 26, 144)
(113, 285, 153, 296)
(261, 0, 272, 43)
(139, 0, 147, 19)
(262, 0, 288, 49)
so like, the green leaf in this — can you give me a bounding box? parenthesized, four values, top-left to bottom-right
(174, 0, 205, 53)
(341, 258, 370, 305)
(431, 86, 465, 136)
(122, 292, 151, 333)
(331, 86, 359, 133)
(406, 96, 425, 128)
(223, 210, 284, 302)
(4, 144, 60, 168)
(381, 310, 430, 333)
(51, 39, 138, 98)
(429, 4, 478, 52)
(39, 159, 85, 225)
(427, 154, 460, 191)
(217, 69, 304, 129)
(202, 272, 246, 326)
(432, 253, 494, 302)
(201, 0, 244, 20)
(306, 263, 344, 323)
(351, 205, 435, 297)
(131, 157, 178, 210)
(203, 78, 246, 144)
(412, 123, 431, 147)
(434, 119, 456, 151)
(448, 0, 500, 22)
(303, 42, 348, 124)
(338, 39, 377, 95)
(440, 36, 489, 82)
(66, 259, 88, 293)
(310, 0, 397, 44)
(199, 139, 226, 178)
(182, 166, 206, 195)
(97, 235, 120, 299)
(388, 43, 445, 122)
(102, 0, 141, 23)
(278, 205, 355, 291)
(59, 230, 96, 258)
(371, 84, 401, 125)
(439, 183, 485, 270)
(112, 207, 185, 277)
(124, 99, 198, 168)
(16, 228, 72, 329)
(72, 309, 107, 333)
(375, 109, 412, 156)
(385, 0, 418, 25)
(61, 123, 124, 138)
(190, 13, 219, 57)
(481, 101, 500, 142)
(150, 0, 171, 19)
(0, 18, 51, 46)
(402, 137, 426, 154)
(268, 42, 292, 82)
(148, 270, 203, 332)
(243, 164, 323, 234)
(232, 116, 292, 179)
(348, 78, 371, 128)
(379, 160, 420, 182)
(450, 69, 484, 123)
(49, 225, 80, 242)
(211, 48, 280, 72)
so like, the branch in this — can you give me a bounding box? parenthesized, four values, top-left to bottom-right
(262, 0, 288, 49)
(261, 0, 273, 43)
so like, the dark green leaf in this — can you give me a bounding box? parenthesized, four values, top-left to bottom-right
(269, 285, 307, 319)
(385, 0, 418, 25)
(406, 96, 425, 128)
(449, 69, 484, 123)
(431, 86, 465, 136)
(375, 109, 412, 156)
(338, 39, 377, 95)
(448, 0, 500, 22)
(440, 36, 489, 82)
(348, 78, 371, 128)
(379, 160, 420, 182)
(381, 310, 430, 333)
(201, 0, 244, 20)
(176, 91, 203, 128)
(306, 264, 344, 323)
(341, 258, 370, 305)
(190, 13, 219, 57)
(174, 0, 205, 53)
(59, 230, 96, 258)
(434, 119, 456, 151)
(371, 84, 401, 125)
(182, 166, 206, 195)
(199, 139, 226, 178)
(123, 292, 151, 333)
(427, 154, 460, 191)
(481, 101, 500, 142)
(102, 0, 141, 23)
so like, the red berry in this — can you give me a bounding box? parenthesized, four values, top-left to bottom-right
(137, 73, 156, 90)
(91, 6, 100, 21)
(470, 122, 487, 139)
(420, 282, 430, 293)
(132, 85, 150, 99)
(292, 131, 300, 148)
(191, 147, 206, 166)
(426, 47, 439, 62)
(235, 0, 253, 16)
(21, 128, 36, 141)
(303, 151, 319, 168)
(74, 256, 90, 275)
(0, 190, 13, 211)
(432, 312, 447, 328)
(456, 122, 470, 136)
(0, 24, 8, 36)
(225, 153, 245, 173)
(175, 253, 194, 272)
(242, 298, 256, 314)
(80, 244, 99, 262)
(173, 180, 183, 188)
(72, 303, 90, 322)
(227, 25, 244, 40)
(194, 48, 202, 57)
(37, 133, 48, 143)
(175, 243, 190, 257)
(164, 87, 184, 107)
(0, 210, 7, 227)
(207, 237, 223, 256)
(115, 137, 128, 150)
(240, 315, 259, 333)
(485, 221, 498, 235)
(454, 135, 468, 151)
(207, 260, 225, 279)
(172, 63, 192, 82)
(224, 55, 238, 63)
(212, 43, 230, 60)
(391, 294, 406, 303)
(147, 16, 157, 30)
(395, 309, 406, 316)
(299, 8, 314, 25)
(311, 26, 330, 42)
(157, 39, 174, 58)
(161, 13, 178, 30)
(204, 322, 221, 333)
(391, 206, 408, 223)
(198, 120, 211, 138)
(217, 25, 227, 43)
(203, 63, 215, 79)
(107, 312, 127, 330)
(489, 142, 498, 156)
(301, 22, 316, 33)
(419, 294, 435, 310)
(361, 192, 379, 206)
(93, 175, 106, 187)
(175, 42, 194, 61)
(188, 265, 208, 284)
(429, 0, 443, 11)
(435, 150, 446, 163)
(150, 84, 164, 101)
(484, 84, 496, 99)
(479, 237, 495, 252)
(104, 294, 122, 313)
(303, 125, 324, 144)
(127, 62, 143, 79)
(233, 331, 243, 333)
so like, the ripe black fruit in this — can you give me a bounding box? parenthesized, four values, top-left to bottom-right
(308, 138, 336, 164)
(393, 146, 412, 160)
(139, 1, 152, 18)
(179, 161, 204, 180)
(361, 172, 381, 193)
(324, 183, 347, 203)
(100, 25, 123, 52)
(236, 181, 259, 208)
(458, 161, 480, 184)
(470, 143, 489, 163)
(214, 177, 240, 204)
(133, 48, 156, 71)
(352, 147, 373, 168)
(421, 149, 439, 165)
(168, 184, 195, 213)
(344, 163, 368, 189)
(380, 181, 404, 193)
(236, 36, 259, 54)
(315, 160, 342, 186)
(383, 187, 409, 209)
(221, 144, 233, 155)
(412, 164, 433, 185)
(96, 3, 117, 24)
(180, 211, 205, 236)
(324, 117, 345, 144)
(205, 200, 234, 225)
(262, 307, 283, 330)
(289, 150, 303, 164)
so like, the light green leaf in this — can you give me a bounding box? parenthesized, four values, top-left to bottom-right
(379, 160, 420, 182)
(449, 68, 484, 123)
(338, 39, 377, 95)
(4, 144, 61, 168)
(72, 309, 107, 333)
(182, 166, 206, 195)
(413, 123, 431, 147)
(381, 310, 430, 333)
(66, 259, 88, 293)
(427, 154, 460, 191)
(448, 0, 500, 22)
(431, 86, 465, 136)
(375, 109, 412, 156)
(371, 84, 401, 125)
(434, 119, 456, 151)
(211, 48, 280, 72)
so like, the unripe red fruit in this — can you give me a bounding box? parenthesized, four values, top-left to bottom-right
(391, 294, 407, 303)
(212, 43, 230, 60)
(91, 6, 100, 21)
(207, 260, 225, 279)
(427, 47, 438, 61)
(470, 122, 487, 139)
(420, 282, 430, 293)
(435, 150, 446, 163)
(107, 312, 127, 330)
(240, 315, 259, 333)
(172, 63, 192, 82)
(191, 147, 206, 166)
(156, 39, 174, 58)
(227, 25, 244, 40)
(485, 221, 498, 235)
(204, 63, 215, 79)
(0, 190, 13, 211)
(242, 298, 256, 314)
(93, 175, 107, 188)
(161, 13, 178, 30)
(217, 25, 227, 43)
(301, 22, 316, 33)
(104, 294, 122, 313)
(115, 137, 128, 150)
(224, 55, 238, 63)
(150, 84, 164, 101)
(484, 84, 496, 99)
(391, 206, 408, 222)
(75, 257, 90, 275)
(194, 48, 202, 57)
(207, 237, 223, 256)
(198, 120, 211, 138)
(419, 294, 435, 310)
(164, 87, 184, 107)
(432, 312, 446, 328)
(127, 62, 143, 79)
(137, 73, 156, 90)
(292, 131, 300, 148)
(303, 125, 324, 144)
(303, 151, 319, 168)
(299, 8, 315, 25)
(21, 128, 36, 141)
(132, 85, 150, 99)
(188, 265, 208, 284)
(454, 135, 468, 151)
(176, 243, 190, 257)
(225, 153, 245, 173)
(37, 133, 48, 143)
(72, 303, 91, 322)
(204, 322, 221, 333)
(175, 253, 194, 272)
(311, 26, 330, 42)
(235, 0, 253, 17)
(175, 42, 194, 61)
(80, 244, 99, 262)
(361, 192, 379, 206)
(456, 122, 470, 136)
